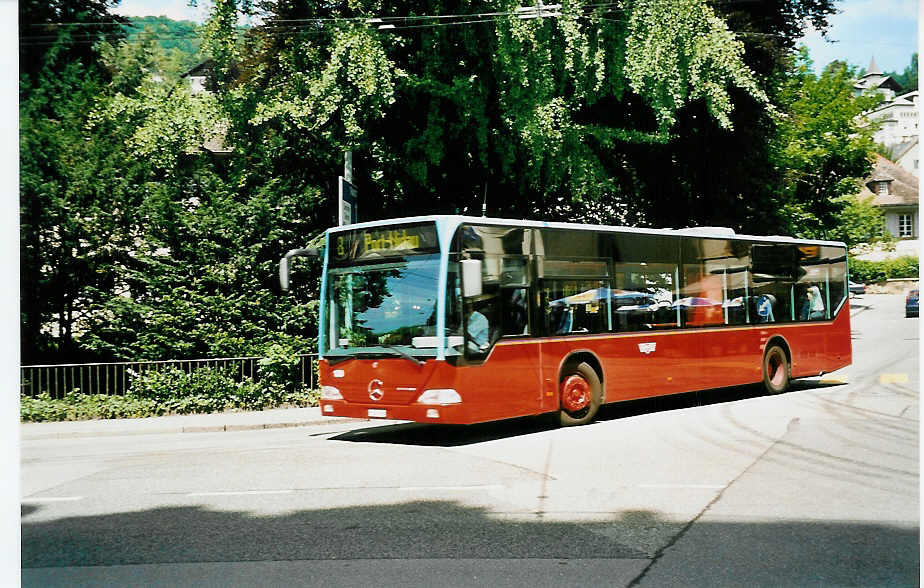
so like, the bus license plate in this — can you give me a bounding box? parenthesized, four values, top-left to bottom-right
(368, 409, 387, 418)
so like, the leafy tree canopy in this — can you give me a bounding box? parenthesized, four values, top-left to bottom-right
(23, 0, 872, 365)
(774, 49, 882, 240)
(884, 53, 918, 93)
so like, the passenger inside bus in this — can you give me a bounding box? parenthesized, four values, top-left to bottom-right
(800, 284, 825, 320)
(756, 294, 776, 322)
(465, 294, 499, 354)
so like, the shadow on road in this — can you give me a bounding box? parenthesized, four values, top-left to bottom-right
(331, 380, 847, 447)
(21, 500, 918, 587)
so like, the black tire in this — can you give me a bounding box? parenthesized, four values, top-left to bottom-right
(762, 344, 790, 395)
(558, 362, 602, 426)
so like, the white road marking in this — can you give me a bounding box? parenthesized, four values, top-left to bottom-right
(636, 484, 726, 489)
(398, 485, 505, 492)
(880, 373, 909, 384)
(22, 496, 84, 503)
(187, 490, 295, 497)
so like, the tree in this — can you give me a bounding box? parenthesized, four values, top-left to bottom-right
(827, 193, 886, 248)
(773, 50, 882, 240)
(19, 0, 126, 84)
(237, 0, 788, 231)
(884, 53, 918, 93)
(22, 1, 851, 365)
(20, 54, 148, 363)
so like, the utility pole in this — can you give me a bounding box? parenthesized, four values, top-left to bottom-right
(344, 150, 353, 184)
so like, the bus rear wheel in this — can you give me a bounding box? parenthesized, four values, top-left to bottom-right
(762, 344, 790, 395)
(559, 362, 602, 426)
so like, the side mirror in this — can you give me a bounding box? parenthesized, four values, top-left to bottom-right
(279, 247, 321, 292)
(461, 259, 483, 298)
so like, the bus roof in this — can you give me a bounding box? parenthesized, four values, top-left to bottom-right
(327, 215, 847, 248)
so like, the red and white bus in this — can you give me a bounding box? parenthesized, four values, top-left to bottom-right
(281, 216, 851, 426)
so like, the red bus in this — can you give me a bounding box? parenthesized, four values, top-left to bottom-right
(281, 216, 851, 426)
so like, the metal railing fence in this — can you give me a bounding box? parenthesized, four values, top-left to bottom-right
(20, 354, 319, 398)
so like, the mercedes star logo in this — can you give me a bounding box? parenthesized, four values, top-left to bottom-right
(368, 378, 384, 401)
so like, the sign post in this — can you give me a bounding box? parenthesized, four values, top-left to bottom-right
(338, 176, 358, 226)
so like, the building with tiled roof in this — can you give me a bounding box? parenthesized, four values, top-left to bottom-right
(891, 137, 919, 177)
(857, 155, 919, 239)
(853, 57, 904, 101)
(865, 90, 920, 153)
(853, 57, 919, 177)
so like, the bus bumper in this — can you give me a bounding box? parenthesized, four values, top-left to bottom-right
(319, 400, 473, 424)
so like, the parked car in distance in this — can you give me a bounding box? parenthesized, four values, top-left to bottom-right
(906, 289, 919, 318)
(848, 280, 866, 296)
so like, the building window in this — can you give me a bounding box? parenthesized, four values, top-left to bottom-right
(898, 214, 914, 238)
(878, 181, 890, 195)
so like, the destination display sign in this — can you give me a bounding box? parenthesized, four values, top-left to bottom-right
(330, 222, 439, 265)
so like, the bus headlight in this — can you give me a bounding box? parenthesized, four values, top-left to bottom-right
(416, 389, 461, 405)
(320, 386, 343, 400)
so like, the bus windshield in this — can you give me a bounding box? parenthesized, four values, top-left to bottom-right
(325, 253, 443, 359)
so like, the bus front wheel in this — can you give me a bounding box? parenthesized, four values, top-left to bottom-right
(559, 362, 601, 426)
(762, 344, 790, 395)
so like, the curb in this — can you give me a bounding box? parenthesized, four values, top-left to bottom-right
(21, 415, 356, 440)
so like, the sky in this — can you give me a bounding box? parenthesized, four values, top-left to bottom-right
(115, 0, 919, 75)
(799, 0, 919, 74)
(114, 0, 211, 23)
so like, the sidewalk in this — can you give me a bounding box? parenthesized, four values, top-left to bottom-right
(20, 407, 354, 440)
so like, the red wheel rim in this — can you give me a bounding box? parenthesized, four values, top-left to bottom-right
(561, 375, 591, 413)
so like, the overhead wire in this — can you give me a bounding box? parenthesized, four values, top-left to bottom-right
(20, 4, 835, 47)
(21, 3, 627, 45)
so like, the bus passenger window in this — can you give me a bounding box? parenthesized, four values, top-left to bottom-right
(542, 280, 609, 335)
(798, 283, 826, 320)
(610, 263, 679, 331)
(464, 292, 500, 357)
(501, 288, 529, 335)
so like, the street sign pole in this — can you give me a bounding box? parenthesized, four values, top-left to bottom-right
(339, 151, 357, 226)
(338, 176, 358, 226)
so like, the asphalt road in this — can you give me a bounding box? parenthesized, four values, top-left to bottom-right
(21, 294, 919, 586)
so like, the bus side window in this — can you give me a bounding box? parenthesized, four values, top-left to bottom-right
(611, 263, 679, 331)
(501, 288, 529, 336)
(541, 280, 608, 335)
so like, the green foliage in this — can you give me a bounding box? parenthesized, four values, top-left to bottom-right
(775, 51, 881, 240)
(849, 256, 920, 284)
(19, 0, 127, 85)
(826, 192, 886, 248)
(19, 365, 321, 422)
(95, 83, 226, 170)
(251, 23, 398, 143)
(624, 0, 768, 131)
(125, 16, 204, 72)
(257, 343, 306, 393)
(21, 0, 853, 374)
(883, 53, 918, 93)
(20, 392, 160, 422)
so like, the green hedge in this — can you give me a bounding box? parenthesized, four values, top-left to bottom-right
(21, 365, 320, 423)
(21, 345, 321, 423)
(21, 392, 160, 422)
(849, 256, 919, 284)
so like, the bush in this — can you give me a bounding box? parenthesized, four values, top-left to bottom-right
(20, 391, 160, 422)
(257, 343, 302, 396)
(849, 256, 919, 284)
(21, 365, 321, 422)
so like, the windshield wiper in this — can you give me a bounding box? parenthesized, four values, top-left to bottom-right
(379, 344, 424, 366)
